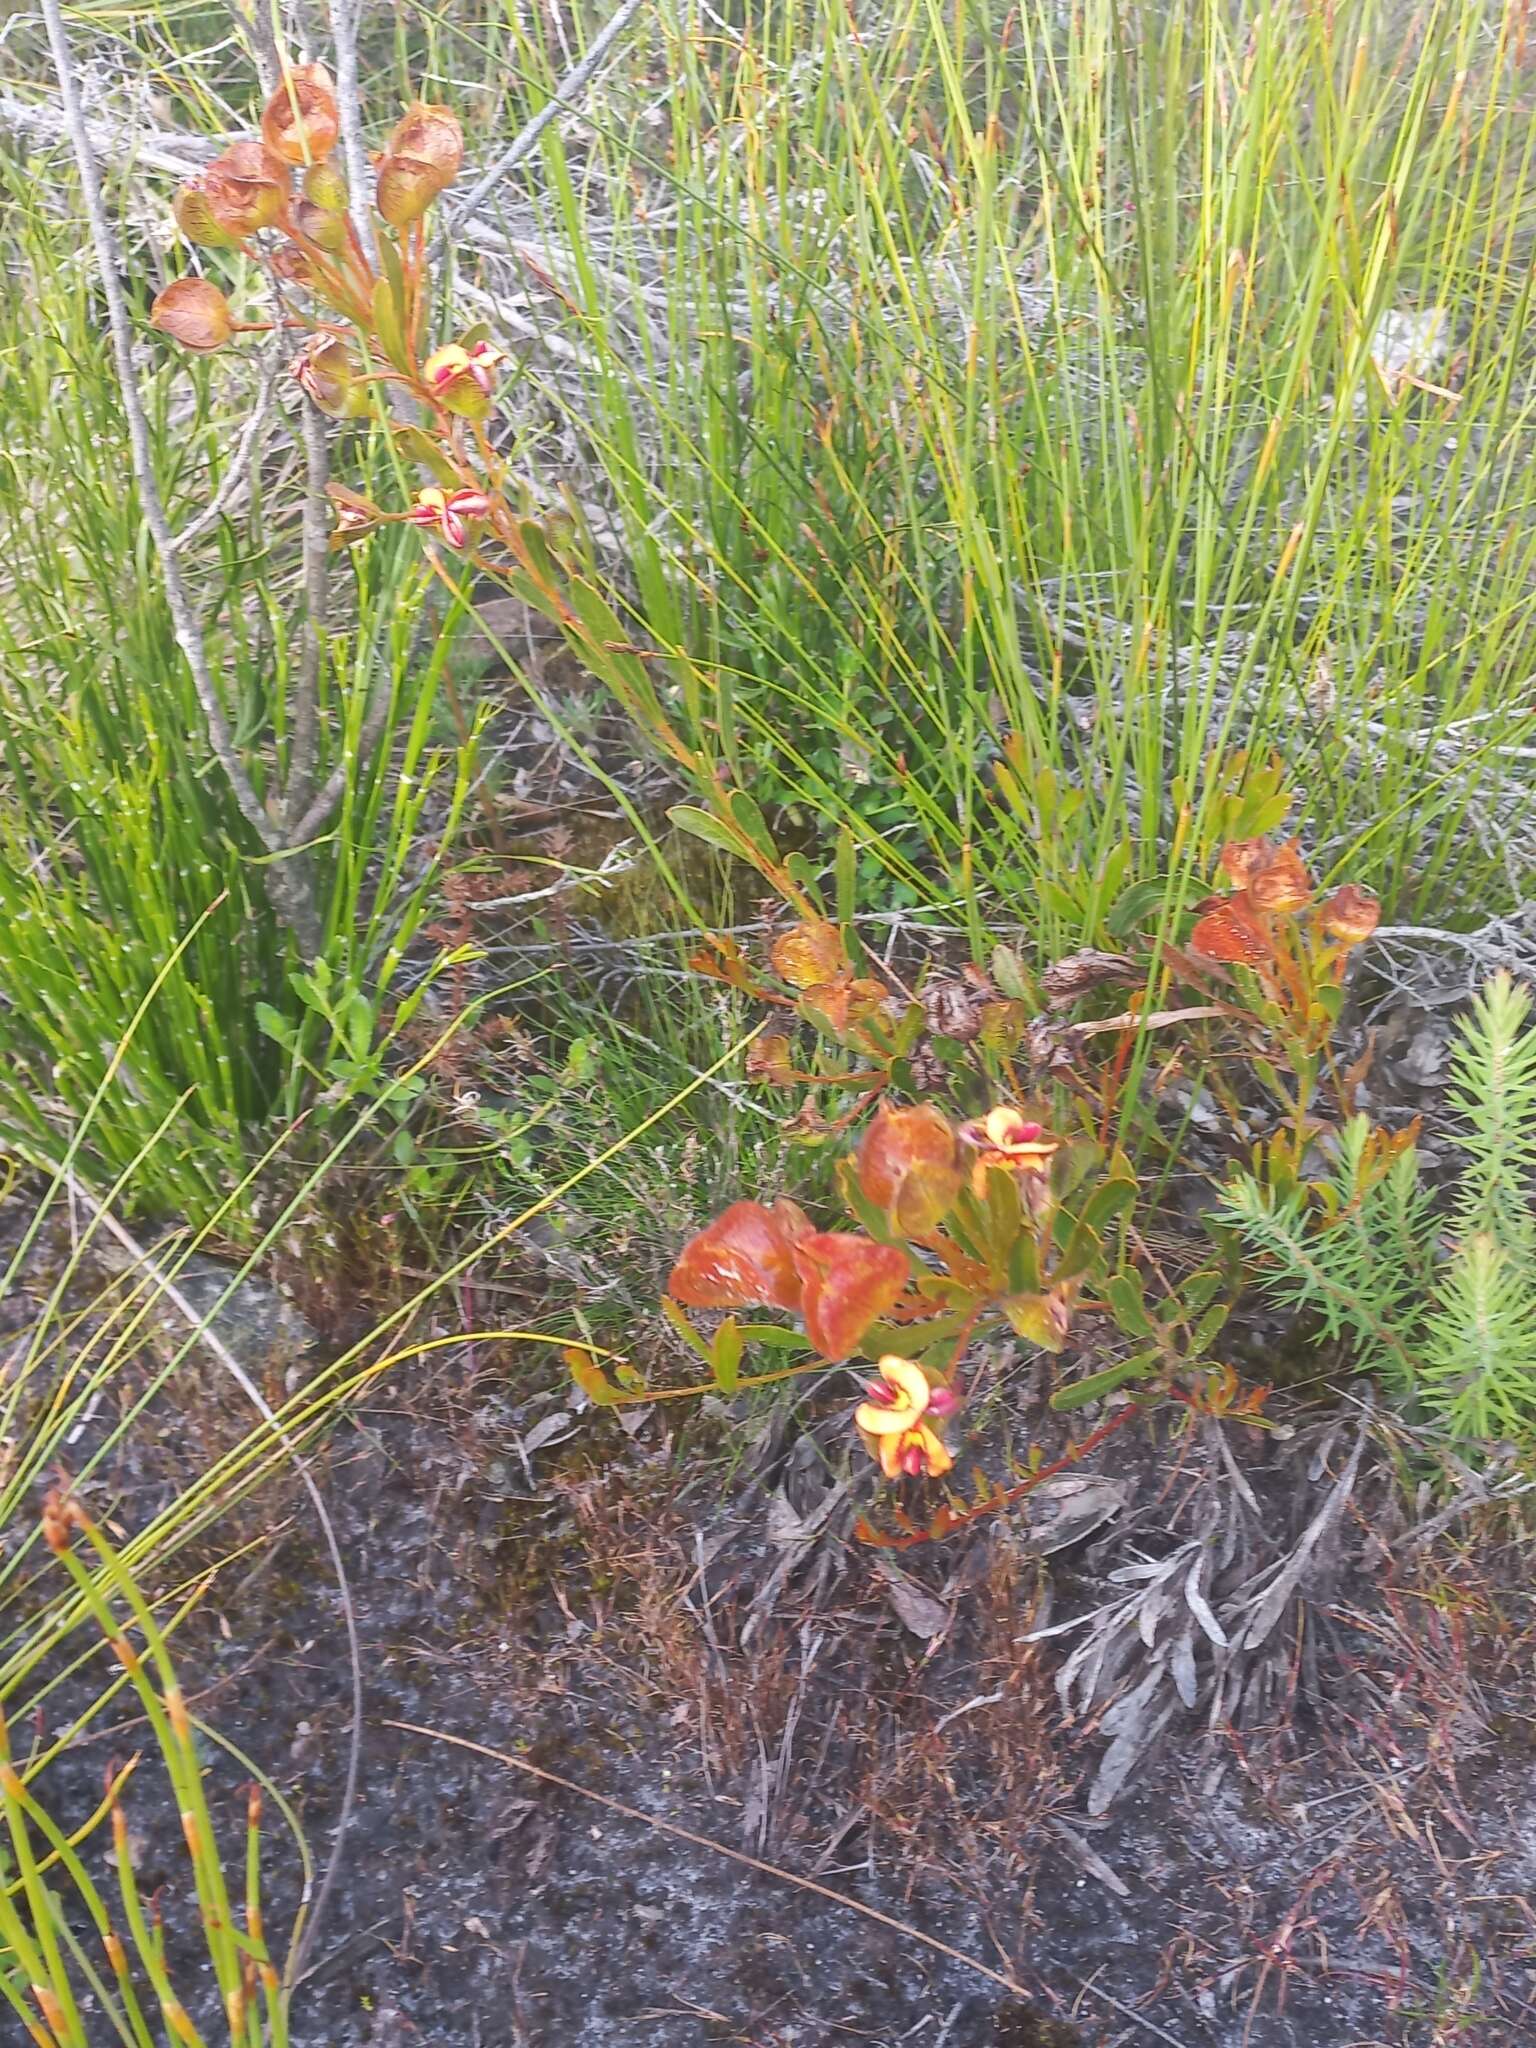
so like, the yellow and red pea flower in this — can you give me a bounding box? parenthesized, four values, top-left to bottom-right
(854, 1355, 956, 1480)
(405, 486, 495, 549)
(957, 1105, 1061, 1197)
(421, 340, 507, 419)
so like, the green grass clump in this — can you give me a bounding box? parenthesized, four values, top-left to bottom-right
(0, 157, 473, 1221)
(441, 0, 1536, 952)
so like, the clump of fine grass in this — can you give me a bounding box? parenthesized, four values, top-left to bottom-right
(426, 0, 1536, 958)
(0, 151, 475, 1221)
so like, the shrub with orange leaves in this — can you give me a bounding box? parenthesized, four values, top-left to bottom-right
(1182, 834, 1382, 1162)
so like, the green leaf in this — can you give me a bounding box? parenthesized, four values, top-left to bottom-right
(1006, 1228, 1042, 1295)
(711, 1316, 743, 1393)
(1050, 1353, 1158, 1410)
(254, 1002, 296, 1049)
(1105, 879, 1167, 937)
(734, 1325, 810, 1352)
(835, 826, 858, 926)
(392, 423, 462, 490)
(861, 1310, 976, 1358)
(784, 851, 825, 911)
(1052, 1173, 1138, 1281)
(1103, 1269, 1154, 1337)
(1073, 1175, 1139, 1242)
(668, 804, 746, 861)
(724, 788, 780, 863)
(344, 990, 374, 1062)
(1192, 1301, 1230, 1352)
(1182, 1267, 1225, 1314)
(370, 275, 410, 373)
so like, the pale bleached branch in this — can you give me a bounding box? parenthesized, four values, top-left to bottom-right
(40, 0, 324, 951)
(449, 0, 651, 224)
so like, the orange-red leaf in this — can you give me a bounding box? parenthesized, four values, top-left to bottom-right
(856, 1105, 962, 1235)
(792, 1232, 910, 1360)
(1189, 897, 1274, 966)
(771, 920, 848, 989)
(667, 1200, 809, 1312)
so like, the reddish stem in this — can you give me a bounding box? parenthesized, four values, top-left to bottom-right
(855, 1400, 1139, 1548)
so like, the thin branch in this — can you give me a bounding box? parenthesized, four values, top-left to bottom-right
(0, 87, 210, 178)
(168, 346, 282, 554)
(40, 0, 283, 861)
(64, 1177, 362, 1991)
(449, 0, 651, 223)
(287, 654, 396, 845)
(226, 0, 282, 95)
(325, 0, 375, 250)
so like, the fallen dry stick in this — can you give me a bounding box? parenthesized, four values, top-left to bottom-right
(386, 1718, 1029, 1994)
(385, 1719, 1192, 2047)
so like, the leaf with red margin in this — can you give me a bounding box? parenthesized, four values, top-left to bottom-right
(792, 1232, 911, 1359)
(1189, 896, 1274, 966)
(667, 1200, 810, 1312)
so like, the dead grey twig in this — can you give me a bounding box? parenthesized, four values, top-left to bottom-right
(324, 0, 375, 249)
(449, 0, 652, 224)
(40, 0, 326, 951)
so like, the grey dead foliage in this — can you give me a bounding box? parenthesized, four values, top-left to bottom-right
(1023, 1405, 1376, 1812)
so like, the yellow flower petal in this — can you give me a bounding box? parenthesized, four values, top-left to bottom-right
(855, 1400, 916, 1436)
(876, 1356, 931, 1412)
(914, 1424, 953, 1478)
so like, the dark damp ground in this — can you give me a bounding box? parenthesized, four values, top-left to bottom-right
(8, 919, 1535, 2048)
(24, 1298, 1536, 2048)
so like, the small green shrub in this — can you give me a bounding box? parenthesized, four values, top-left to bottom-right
(1216, 973, 1536, 1445)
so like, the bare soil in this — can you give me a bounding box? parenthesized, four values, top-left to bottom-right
(32, 1320, 1536, 2048)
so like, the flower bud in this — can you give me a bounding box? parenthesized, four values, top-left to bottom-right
(327, 483, 384, 542)
(294, 335, 369, 417)
(203, 141, 290, 236)
(292, 198, 350, 252)
(375, 153, 447, 227)
(261, 62, 340, 166)
(386, 101, 464, 182)
(303, 161, 350, 212)
(173, 180, 242, 249)
(1320, 883, 1380, 946)
(150, 277, 235, 351)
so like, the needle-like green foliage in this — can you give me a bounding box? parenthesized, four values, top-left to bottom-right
(1216, 973, 1536, 1447)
